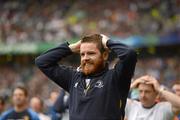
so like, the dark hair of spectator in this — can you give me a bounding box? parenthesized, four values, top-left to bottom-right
(13, 85, 28, 97)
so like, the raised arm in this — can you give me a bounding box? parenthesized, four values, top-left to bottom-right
(101, 34, 137, 91)
(35, 41, 81, 92)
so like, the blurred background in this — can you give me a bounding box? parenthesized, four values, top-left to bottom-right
(0, 0, 179, 119)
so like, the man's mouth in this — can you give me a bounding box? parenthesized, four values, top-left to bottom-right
(83, 62, 93, 66)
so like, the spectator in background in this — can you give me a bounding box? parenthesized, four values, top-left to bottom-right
(45, 91, 59, 108)
(53, 90, 69, 120)
(30, 97, 50, 120)
(0, 85, 39, 120)
(172, 81, 180, 120)
(173, 81, 180, 96)
(0, 97, 5, 115)
(45, 91, 61, 120)
(125, 75, 180, 120)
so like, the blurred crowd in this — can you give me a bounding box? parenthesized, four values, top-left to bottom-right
(0, 0, 180, 119)
(0, 65, 58, 99)
(135, 57, 180, 88)
(0, 0, 179, 44)
(0, 56, 179, 110)
(0, 56, 179, 119)
(0, 64, 69, 119)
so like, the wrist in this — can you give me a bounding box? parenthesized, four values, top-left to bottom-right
(102, 39, 108, 49)
(69, 44, 75, 52)
(101, 34, 109, 49)
(130, 82, 137, 89)
(68, 41, 81, 53)
(158, 86, 166, 96)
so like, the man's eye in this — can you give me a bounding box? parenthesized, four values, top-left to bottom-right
(146, 91, 150, 93)
(81, 53, 84, 56)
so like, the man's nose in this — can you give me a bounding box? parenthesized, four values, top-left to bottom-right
(83, 54, 90, 61)
(140, 92, 145, 98)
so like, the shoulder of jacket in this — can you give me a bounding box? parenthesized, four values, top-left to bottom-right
(0, 108, 14, 119)
(27, 109, 39, 119)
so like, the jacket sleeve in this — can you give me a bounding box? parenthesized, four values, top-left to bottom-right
(107, 40, 137, 94)
(0, 113, 7, 120)
(35, 42, 75, 92)
(0, 109, 13, 120)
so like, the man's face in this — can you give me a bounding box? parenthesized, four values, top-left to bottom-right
(50, 91, 59, 104)
(138, 84, 157, 107)
(173, 84, 180, 96)
(12, 88, 27, 107)
(30, 97, 42, 113)
(80, 42, 106, 75)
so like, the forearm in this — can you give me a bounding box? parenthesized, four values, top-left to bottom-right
(35, 42, 74, 91)
(130, 81, 138, 90)
(108, 39, 137, 95)
(106, 40, 136, 60)
(35, 42, 72, 67)
(160, 89, 180, 108)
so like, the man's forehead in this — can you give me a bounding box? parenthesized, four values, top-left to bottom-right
(13, 88, 25, 94)
(81, 42, 97, 47)
(138, 83, 154, 90)
(80, 43, 99, 52)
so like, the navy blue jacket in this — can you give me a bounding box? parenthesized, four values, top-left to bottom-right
(35, 40, 137, 120)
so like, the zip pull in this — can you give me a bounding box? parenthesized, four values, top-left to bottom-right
(84, 83, 91, 96)
(85, 78, 91, 88)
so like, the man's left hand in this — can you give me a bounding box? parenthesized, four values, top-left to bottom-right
(100, 34, 109, 49)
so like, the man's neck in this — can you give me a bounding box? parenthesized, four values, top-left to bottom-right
(142, 102, 157, 109)
(14, 105, 27, 112)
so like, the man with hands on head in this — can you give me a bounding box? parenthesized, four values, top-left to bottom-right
(35, 34, 137, 120)
(125, 75, 180, 120)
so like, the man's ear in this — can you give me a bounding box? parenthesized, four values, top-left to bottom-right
(102, 51, 109, 61)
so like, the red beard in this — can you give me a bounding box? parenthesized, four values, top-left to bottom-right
(81, 59, 105, 75)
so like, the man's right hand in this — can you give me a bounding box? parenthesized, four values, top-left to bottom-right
(69, 40, 81, 53)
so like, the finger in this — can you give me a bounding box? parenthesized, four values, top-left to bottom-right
(140, 75, 150, 80)
(137, 79, 147, 84)
(145, 81, 154, 85)
(100, 34, 110, 40)
(143, 79, 151, 82)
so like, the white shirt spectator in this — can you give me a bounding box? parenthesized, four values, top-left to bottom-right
(125, 100, 174, 120)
